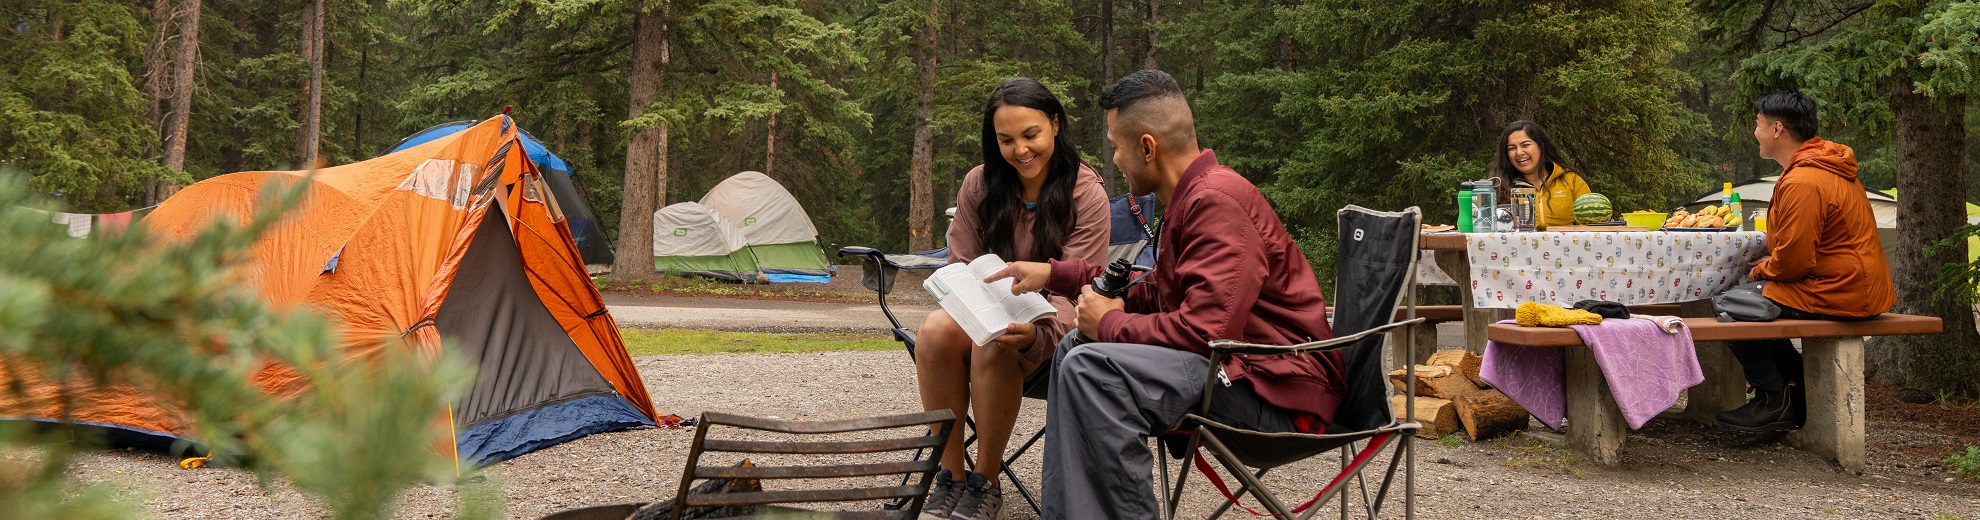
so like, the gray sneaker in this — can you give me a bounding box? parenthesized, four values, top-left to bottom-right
(946, 471, 1005, 520)
(918, 469, 962, 520)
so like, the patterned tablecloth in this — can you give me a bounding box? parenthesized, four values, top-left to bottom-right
(1465, 231, 1768, 309)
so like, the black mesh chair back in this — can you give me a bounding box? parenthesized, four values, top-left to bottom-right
(1330, 206, 1422, 432)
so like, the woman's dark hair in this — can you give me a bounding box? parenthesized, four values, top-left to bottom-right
(1488, 120, 1579, 199)
(1754, 91, 1818, 142)
(976, 77, 1084, 261)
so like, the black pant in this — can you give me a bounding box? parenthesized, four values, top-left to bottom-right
(1726, 300, 1875, 392)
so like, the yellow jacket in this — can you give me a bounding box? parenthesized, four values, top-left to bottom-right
(1534, 165, 1590, 229)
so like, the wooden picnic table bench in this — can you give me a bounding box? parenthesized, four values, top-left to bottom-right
(1485, 313, 1943, 473)
(1378, 303, 1681, 369)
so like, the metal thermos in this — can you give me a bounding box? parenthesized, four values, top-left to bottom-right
(1471, 179, 1498, 233)
(1510, 181, 1538, 232)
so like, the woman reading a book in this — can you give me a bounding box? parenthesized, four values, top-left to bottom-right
(914, 77, 1110, 519)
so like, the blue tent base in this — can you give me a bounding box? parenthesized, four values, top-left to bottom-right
(455, 394, 653, 466)
(1, 417, 204, 455)
(764, 273, 831, 283)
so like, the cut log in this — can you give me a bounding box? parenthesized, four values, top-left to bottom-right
(1387, 365, 1478, 400)
(1426, 349, 1489, 389)
(1391, 395, 1458, 439)
(1453, 390, 1530, 440)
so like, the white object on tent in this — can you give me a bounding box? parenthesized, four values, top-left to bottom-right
(652, 202, 747, 257)
(699, 171, 818, 246)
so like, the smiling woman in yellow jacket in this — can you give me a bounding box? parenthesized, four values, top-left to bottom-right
(1490, 120, 1591, 229)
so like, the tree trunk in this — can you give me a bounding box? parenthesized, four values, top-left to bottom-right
(1097, 0, 1116, 191)
(765, 69, 778, 178)
(1280, 35, 1294, 71)
(613, 2, 669, 279)
(354, 30, 367, 148)
(1871, 85, 1979, 396)
(907, 6, 938, 252)
(297, 0, 324, 166)
(160, 0, 200, 190)
(1142, 0, 1158, 69)
(143, 0, 176, 205)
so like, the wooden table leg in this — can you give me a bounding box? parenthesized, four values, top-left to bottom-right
(1565, 345, 1626, 465)
(1435, 250, 1512, 354)
(1787, 336, 1866, 474)
(1388, 322, 1439, 370)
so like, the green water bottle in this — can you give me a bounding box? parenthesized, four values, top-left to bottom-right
(1457, 183, 1474, 232)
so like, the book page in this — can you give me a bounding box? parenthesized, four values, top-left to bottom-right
(926, 263, 1012, 345)
(965, 254, 1056, 325)
(921, 254, 1057, 346)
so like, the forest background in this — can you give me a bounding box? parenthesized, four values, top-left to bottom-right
(2, 0, 1977, 394)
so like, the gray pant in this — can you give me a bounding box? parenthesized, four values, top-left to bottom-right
(1040, 335, 1295, 520)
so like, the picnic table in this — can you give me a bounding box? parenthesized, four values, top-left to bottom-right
(1418, 230, 1768, 352)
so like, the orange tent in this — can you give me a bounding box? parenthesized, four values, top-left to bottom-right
(5, 116, 656, 465)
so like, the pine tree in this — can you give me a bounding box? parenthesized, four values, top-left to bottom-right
(0, 1, 172, 212)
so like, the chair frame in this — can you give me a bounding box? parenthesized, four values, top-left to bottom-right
(669, 409, 959, 520)
(1158, 205, 1425, 519)
(1158, 320, 1424, 519)
(834, 247, 1048, 515)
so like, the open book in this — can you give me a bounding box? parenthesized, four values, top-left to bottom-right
(922, 254, 1058, 346)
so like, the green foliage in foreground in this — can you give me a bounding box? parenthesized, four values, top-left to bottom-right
(619, 328, 900, 356)
(0, 175, 481, 520)
(1949, 445, 1980, 481)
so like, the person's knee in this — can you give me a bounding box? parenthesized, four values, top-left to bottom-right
(916, 311, 971, 361)
(1057, 344, 1119, 384)
(971, 342, 1022, 366)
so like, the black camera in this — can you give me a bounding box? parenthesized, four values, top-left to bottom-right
(1075, 258, 1139, 343)
(1091, 258, 1136, 298)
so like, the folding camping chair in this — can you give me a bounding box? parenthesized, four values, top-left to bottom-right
(834, 192, 1159, 514)
(1159, 205, 1425, 519)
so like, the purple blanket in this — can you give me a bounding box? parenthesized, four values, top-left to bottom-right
(1481, 318, 1702, 430)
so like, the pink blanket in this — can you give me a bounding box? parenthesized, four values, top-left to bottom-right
(1481, 318, 1702, 430)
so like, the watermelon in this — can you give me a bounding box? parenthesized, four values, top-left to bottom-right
(1573, 193, 1613, 224)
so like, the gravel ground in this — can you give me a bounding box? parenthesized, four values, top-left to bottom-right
(63, 347, 1978, 519)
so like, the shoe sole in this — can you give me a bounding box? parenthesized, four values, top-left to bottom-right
(1714, 418, 1801, 433)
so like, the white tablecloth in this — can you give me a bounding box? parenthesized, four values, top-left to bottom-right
(1465, 231, 1767, 309)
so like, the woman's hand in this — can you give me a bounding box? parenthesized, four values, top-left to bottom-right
(988, 322, 1038, 352)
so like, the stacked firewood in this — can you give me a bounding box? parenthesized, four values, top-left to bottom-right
(1388, 350, 1529, 440)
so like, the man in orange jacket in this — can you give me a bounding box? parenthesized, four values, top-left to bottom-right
(1718, 91, 1895, 433)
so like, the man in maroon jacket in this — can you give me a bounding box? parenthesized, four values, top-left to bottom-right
(988, 69, 1341, 519)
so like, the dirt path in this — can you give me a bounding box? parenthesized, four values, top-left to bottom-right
(602, 265, 939, 334)
(64, 348, 1977, 519)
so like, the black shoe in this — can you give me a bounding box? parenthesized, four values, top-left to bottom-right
(1788, 383, 1806, 427)
(1714, 387, 1802, 433)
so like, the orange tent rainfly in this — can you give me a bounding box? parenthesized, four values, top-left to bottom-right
(12, 115, 657, 466)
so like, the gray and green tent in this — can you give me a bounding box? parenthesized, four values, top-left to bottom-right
(652, 202, 758, 281)
(699, 171, 832, 280)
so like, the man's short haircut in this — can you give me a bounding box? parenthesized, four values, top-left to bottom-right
(1100, 69, 1195, 148)
(1754, 91, 1818, 142)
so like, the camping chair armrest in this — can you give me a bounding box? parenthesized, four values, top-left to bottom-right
(1189, 318, 1426, 424)
(1206, 318, 1425, 356)
(837, 246, 883, 263)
